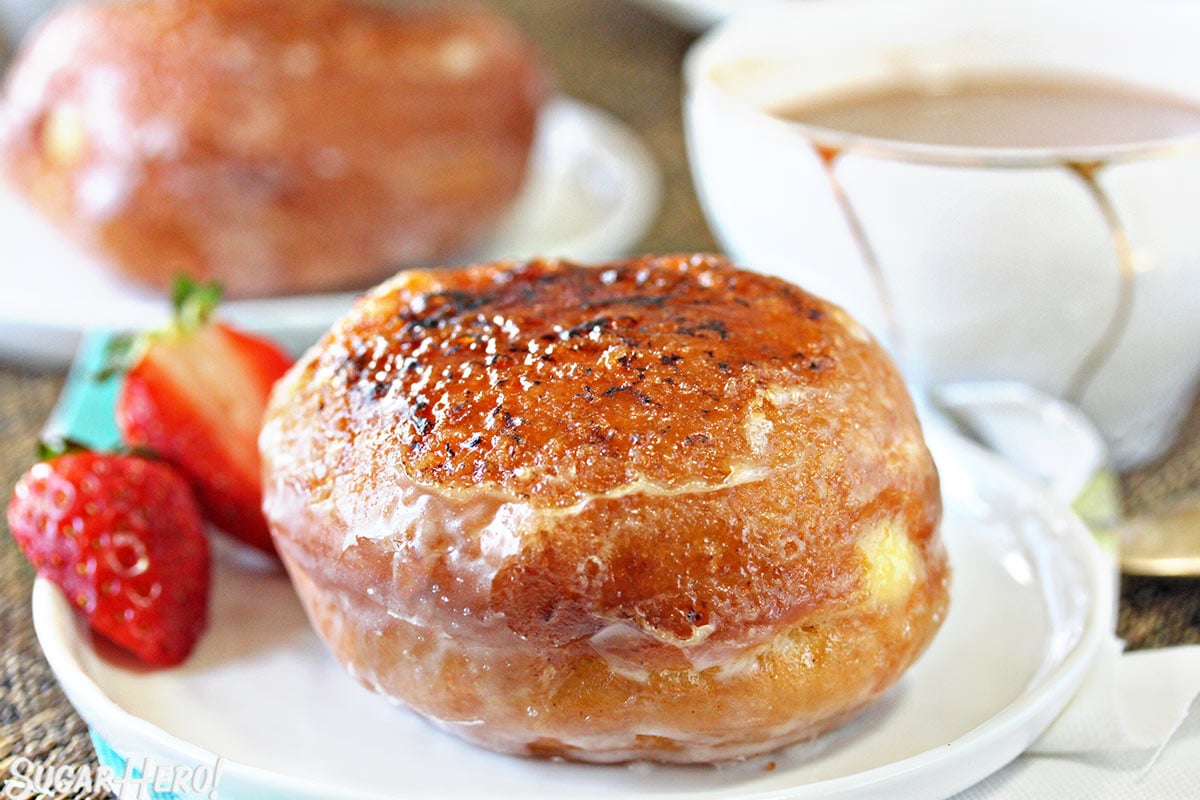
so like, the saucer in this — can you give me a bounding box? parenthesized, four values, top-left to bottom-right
(31, 348, 1114, 800)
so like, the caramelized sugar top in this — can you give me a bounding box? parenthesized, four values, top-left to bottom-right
(300, 255, 870, 505)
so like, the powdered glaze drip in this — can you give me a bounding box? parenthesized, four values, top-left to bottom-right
(814, 146, 903, 351)
(814, 147, 1142, 406)
(1063, 161, 1137, 403)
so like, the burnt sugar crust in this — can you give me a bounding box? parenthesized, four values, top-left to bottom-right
(260, 254, 950, 763)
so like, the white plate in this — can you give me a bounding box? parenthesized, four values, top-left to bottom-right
(0, 96, 662, 365)
(32, 423, 1113, 800)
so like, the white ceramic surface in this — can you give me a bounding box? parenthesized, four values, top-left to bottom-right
(0, 96, 662, 364)
(626, 0, 770, 30)
(32, 424, 1113, 800)
(684, 0, 1200, 468)
(0, 0, 58, 54)
(931, 381, 1110, 508)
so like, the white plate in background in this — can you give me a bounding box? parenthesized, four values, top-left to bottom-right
(32, 412, 1114, 800)
(0, 97, 662, 364)
(628, 0, 785, 30)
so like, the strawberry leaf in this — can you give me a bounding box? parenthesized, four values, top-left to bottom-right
(171, 277, 223, 332)
(36, 437, 91, 461)
(96, 332, 141, 382)
(95, 276, 225, 381)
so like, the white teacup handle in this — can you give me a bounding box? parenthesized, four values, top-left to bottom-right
(928, 381, 1111, 510)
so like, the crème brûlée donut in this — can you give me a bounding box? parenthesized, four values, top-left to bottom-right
(0, 0, 548, 298)
(259, 254, 950, 764)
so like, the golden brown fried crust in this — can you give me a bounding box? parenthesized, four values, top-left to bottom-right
(0, 0, 547, 297)
(261, 255, 949, 762)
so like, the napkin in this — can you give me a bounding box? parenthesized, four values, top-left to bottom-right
(954, 636, 1200, 799)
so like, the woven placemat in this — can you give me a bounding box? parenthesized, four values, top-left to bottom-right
(1, 0, 1199, 795)
(1117, 392, 1200, 650)
(0, 369, 106, 799)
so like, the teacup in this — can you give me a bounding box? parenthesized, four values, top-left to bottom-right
(684, 0, 1200, 467)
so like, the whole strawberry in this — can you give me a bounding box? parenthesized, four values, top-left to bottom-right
(114, 279, 293, 555)
(8, 450, 210, 666)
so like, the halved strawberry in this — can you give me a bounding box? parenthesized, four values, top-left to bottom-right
(113, 279, 293, 555)
(7, 449, 210, 666)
